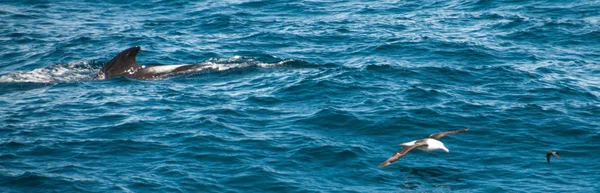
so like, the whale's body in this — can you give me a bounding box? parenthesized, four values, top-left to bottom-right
(97, 46, 205, 80)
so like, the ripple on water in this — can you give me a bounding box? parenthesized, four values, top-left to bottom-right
(1, 0, 600, 192)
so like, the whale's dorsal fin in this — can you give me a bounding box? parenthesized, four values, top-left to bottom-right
(97, 46, 143, 79)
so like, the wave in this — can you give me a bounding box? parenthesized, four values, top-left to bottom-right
(0, 61, 99, 84)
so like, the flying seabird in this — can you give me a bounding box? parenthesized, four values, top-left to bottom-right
(378, 128, 469, 168)
(546, 151, 560, 163)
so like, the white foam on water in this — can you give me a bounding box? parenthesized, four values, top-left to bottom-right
(194, 56, 289, 72)
(0, 61, 98, 83)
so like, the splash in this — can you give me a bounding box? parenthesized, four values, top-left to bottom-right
(201, 56, 304, 70)
(160, 56, 318, 76)
(0, 61, 99, 84)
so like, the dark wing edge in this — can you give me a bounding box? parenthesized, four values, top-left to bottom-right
(428, 127, 469, 140)
(378, 141, 427, 168)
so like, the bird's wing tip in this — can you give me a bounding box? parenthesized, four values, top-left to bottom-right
(378, 162, 389, 168)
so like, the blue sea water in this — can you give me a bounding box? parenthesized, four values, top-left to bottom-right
(1, 0, 600, 192)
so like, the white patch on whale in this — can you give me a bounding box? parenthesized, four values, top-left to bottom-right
(144, 64, 189, 73)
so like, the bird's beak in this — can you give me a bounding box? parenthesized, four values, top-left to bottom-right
(442, 147, 449, 153)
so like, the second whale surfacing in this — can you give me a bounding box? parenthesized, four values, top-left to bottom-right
(96, 46, 209, 80)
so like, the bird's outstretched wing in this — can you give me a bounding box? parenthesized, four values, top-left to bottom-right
(379, 140, 427, 168)
(428, 128, 469, 140)
(546, 151, 560, 163)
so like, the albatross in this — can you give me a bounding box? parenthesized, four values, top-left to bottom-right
(378, 128, 469, 168)
(546, 151, 560, 163)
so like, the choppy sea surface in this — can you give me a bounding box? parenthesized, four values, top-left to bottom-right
(1, 0, 600, 192)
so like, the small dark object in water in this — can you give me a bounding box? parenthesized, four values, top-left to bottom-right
(546, 151, 560, 163)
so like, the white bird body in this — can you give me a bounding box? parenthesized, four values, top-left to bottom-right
(379, 128, 468, 168)
(401, 138, 449, 152)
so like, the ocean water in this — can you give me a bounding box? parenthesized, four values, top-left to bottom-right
(1, 0, 599, 192)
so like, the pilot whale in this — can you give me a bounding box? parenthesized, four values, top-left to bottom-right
(97, 46, 205, 80)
